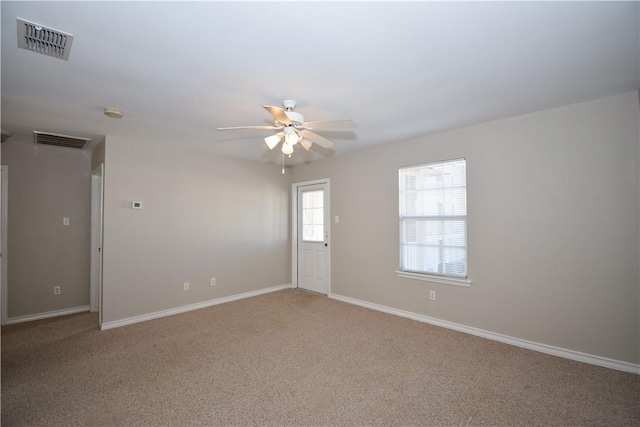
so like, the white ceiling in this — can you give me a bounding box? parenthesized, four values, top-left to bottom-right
(2, 1, 638, 165)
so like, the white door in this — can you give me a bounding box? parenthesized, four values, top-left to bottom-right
(296, 182, 329, 294)
(90, 164, 104, 325)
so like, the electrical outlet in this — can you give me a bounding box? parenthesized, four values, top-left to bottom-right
(211, 277, 216, 286)
(63, 217, 70, 226)
(429, 290, 436, 301)
(183, 282, 190, 291)
(54, 286, 61, 295)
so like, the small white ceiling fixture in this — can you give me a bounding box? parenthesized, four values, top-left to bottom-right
(217, 100, 357, 155)
(16, 18, 73, 61)
(103, 108, 123, 119)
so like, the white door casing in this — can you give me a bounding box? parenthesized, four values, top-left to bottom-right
(1, 166, 8, 324)
(90, 164, 104, 325)
(293, 179, 330, 295)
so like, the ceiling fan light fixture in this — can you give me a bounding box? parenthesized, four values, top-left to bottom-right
(281, 142, 294, 155)
(264, 133, 282, 150)
(284, 127, 299, 145)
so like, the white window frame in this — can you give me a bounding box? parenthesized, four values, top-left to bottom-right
(395, 158, 472, 287)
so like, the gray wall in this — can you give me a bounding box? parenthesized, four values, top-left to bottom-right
(100, 137, 290, 324)
(2, 136, 91, 317)
(292, 91, 640, 365)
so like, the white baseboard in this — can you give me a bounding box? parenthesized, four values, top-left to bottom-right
(5, 305, 90, 325)
(329, 292, 640, 375)
(101, 284, 291, 331)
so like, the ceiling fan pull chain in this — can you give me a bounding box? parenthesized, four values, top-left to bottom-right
(282, 152, 285, 174)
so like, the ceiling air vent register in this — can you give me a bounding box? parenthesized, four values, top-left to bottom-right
(16, 18, 73, 61)
(33, 131, 90, 149)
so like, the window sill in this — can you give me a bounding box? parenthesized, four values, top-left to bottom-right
(395, 270, 472, 287)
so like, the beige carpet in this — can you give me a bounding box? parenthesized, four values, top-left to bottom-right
(2, 289, 639, 426)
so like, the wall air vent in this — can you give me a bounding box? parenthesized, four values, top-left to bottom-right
(33, 131, 90, 149)
(16, 18, 73, 61)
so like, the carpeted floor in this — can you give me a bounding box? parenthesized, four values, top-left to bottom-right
(2, 289, 639, 426)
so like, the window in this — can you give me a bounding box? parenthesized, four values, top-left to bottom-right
(399, 158, 467, 280)
(302, 189, 324, 242)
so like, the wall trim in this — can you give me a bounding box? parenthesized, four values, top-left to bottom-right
(101, 284, 290, 331)
(329, 292, 640, 375)
(5, 305, 90, 325)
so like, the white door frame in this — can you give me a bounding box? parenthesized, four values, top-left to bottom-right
(90, 164, 104, 325)
(291, 178, 331, 294)
(1, 166, 8, 324)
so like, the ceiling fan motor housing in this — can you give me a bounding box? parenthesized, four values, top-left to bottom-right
(284, 111, 304, 126)
(280, 100, 304, 125)
(282, 100, 296, 110)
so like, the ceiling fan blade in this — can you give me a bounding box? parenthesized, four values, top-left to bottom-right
(303, 119, 357, 130)
(262, 105, 292, 125)
(300, 130, 334, 149)
(299, 139, 313, 151)
(216, 125, 282, 131)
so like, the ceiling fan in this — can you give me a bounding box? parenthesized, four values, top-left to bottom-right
(216, 100, 357, 155)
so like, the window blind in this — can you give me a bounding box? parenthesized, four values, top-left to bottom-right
(399, 158, 467, 278)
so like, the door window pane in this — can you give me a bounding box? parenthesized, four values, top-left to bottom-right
(302, 190, 324, 242)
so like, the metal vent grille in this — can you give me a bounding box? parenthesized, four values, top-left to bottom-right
(33, 131, 90, 149)
(17, 18, 73, 60)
